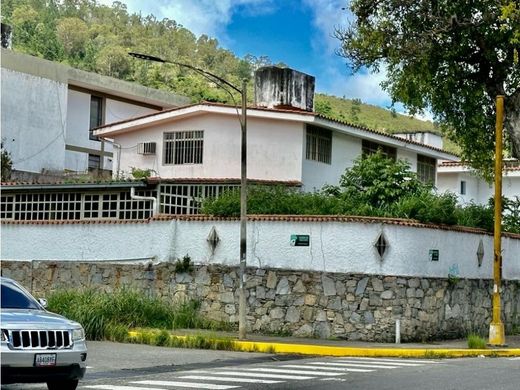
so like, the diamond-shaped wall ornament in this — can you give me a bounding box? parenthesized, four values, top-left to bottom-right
(374, 231, 389, 260)
(477, 239, 485, 267)
(207, 226, 220, 255)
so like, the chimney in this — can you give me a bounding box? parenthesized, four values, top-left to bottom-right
(1, 23, 12, 49)
(254, 66, 315, 112)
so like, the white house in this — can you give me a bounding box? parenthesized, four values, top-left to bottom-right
(1, 48, 189, 178)
(93, 67, 457, 191)
(94, 105, 457, 192)
(436, 160, 520, 205)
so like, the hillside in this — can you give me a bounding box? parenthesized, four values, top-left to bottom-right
(315, 94, 437, 133)
(1, 0, 457, 153)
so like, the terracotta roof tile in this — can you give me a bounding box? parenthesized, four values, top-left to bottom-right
(3, 214, 518, 239)
(439, 160, 520, 171)
(146, 177, 302, 186)
(94, 102, 457, 157)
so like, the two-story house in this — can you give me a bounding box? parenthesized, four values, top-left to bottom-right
(94, 67, 457, 191)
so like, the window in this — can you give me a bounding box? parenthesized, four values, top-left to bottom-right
(362, 140, 397, 161)
(306, 126, 332, 164)
(460, 180, 466, 195)
(417, 155, 436, 184)
(88, 154, 101, 170)
(163, 131, 204, 165)
(89, 95, 103, 140)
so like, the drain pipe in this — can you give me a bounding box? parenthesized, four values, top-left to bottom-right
(131, 186, 158, 216)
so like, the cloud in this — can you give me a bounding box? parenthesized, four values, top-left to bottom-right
(98, 0, 275, 38)
(301, 1, 392, 105)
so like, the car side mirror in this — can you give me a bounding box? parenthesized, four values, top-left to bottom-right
(37, 298, 48, 309)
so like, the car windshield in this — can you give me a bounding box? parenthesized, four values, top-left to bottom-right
(1, 283, 41, 310)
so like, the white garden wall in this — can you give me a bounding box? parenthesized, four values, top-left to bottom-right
(2, 217, 519, 280)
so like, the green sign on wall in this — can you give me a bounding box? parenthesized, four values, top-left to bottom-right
(290, 234, 310, 246)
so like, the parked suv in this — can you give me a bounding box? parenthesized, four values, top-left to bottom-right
(1, 277, 87, 390)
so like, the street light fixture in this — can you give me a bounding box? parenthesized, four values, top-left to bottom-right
(129, 52, 249, 340)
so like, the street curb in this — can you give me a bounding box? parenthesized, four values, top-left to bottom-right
(127, 331, 520, 358)
(232, 340, 520, 358)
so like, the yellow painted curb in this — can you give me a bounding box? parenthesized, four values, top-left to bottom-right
(232, 340, 520, 358)
(127, 331, 520, 358)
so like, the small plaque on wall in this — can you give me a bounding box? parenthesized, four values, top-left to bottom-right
(290, 234, 310, 246)
(429, 249, 439, 262)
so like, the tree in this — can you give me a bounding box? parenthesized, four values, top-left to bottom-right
(336, 0, 520, 177)
(1, 141, 13, 182)
(56, 17, 89, 57)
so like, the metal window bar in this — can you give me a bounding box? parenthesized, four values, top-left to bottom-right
(159, 184, 239, 215)
(164, 130, 204, 165)
(1, 191, 154, 221)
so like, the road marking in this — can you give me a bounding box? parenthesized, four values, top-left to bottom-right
(132, 380, 239, 389)
(85, 386, 169, 390)
(308, 362, 397, 369)
(280, 364, 373, 373)
(191, 370, 315, 380)
(239, 367, 342, 376)
(179, 375, 284, 384)
(344, 357, 440, 364)
(336, 359, 422, 367)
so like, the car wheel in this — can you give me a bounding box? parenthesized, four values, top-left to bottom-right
(47, 379, 79, 390)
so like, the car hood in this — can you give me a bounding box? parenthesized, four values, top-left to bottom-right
(0, 309, 80, 329)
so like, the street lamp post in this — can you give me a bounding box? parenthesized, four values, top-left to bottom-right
(129, 52, 248, 340)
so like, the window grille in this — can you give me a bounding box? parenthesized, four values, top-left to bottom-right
(0, 191, 154, 221)
(159, 184, 238, 215)
(306, 126, 332, 164)
(163, 131, 204, 165)
(417, 155, 436, 184)
(362, 140, 397, 161)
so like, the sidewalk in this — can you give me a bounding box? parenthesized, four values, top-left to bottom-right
(130, 329, 520, 358)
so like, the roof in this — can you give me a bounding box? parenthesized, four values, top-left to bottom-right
(439, 160, 520, 174)
(2, 214, 519, 239)
(1, 48, 190, 108)
(147, 177, 302, 186)
(94, 102, 458, 159)
(0, 180, 148, 192)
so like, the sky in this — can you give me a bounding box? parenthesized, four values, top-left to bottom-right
(98, 0, 427, 119)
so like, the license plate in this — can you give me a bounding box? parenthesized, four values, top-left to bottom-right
(34, 353, 56, 367)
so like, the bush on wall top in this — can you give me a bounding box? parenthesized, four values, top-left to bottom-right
(201, 152, 520, 234)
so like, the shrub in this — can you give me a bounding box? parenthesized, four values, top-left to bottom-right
(174, 254, 194, 273)
(338, 152, 428, 208)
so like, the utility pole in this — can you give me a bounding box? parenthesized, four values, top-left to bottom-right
(489, 95, 506, 347)
(128, 52, 249, 340)
(238, 79, 248, 340)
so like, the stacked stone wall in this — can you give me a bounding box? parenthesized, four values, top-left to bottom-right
(2, 260, 519, 341)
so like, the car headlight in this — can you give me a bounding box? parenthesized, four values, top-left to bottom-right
(72, 327, 85, 342)
(1, 329, 8, 342)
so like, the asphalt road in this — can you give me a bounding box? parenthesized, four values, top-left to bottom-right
(2, 342, 519, 390)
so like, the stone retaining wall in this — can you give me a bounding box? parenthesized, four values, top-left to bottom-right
(2, 260, 519, 342)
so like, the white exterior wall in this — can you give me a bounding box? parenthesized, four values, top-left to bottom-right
(302, 132, 361, 191)
(1, 68, 67, 173)
(65, 90, 158, 172)
(396, 148, 418, 174)
(437, 170, 520, 205)
(115, 115, 304, 181)
(2, 220, 519, 280)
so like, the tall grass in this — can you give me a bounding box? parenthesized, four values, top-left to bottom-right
(47, 289, 230, 340)
(467, 333, 487, 349)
